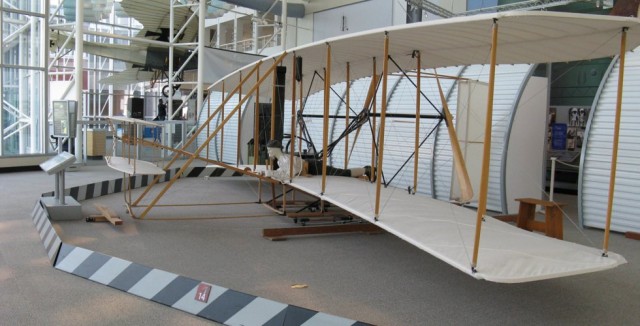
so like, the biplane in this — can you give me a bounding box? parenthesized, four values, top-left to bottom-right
(50, 0, 261, 92)
(104, 11, 640, 283)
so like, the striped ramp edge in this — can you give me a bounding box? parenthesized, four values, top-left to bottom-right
(41, 166, 243, 201)
(31, 167, 371, 325)
(54, 243, 371, 326)
(31, 201, 63, 265)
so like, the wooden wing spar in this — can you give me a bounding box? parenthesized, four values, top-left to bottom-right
(127, 11, 640, 282)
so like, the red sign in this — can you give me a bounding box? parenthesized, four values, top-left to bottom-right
(195, 282, 212, 303)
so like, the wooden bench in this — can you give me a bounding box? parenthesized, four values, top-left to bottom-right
(514, 198, 565, 240)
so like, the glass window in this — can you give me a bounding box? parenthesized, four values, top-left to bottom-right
(2, 68, 44, 154)
(1, 2, 46, 156)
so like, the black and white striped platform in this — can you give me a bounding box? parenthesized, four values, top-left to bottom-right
(30, 168, 371, 325)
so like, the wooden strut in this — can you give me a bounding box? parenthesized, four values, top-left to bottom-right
(289, 53, 297, 183)
(298, 72, 304, 163)
(236, 71, 242, 165)
(121, 139, 277, 217)
(471, 19, 499, 272)
(321, 43, 331, 195)
(413, 51, 421, 194)
(271, 62, 277, 141)
(136, 138, 274, 182)
(347, 69, 381, 168)
(345, 62, 350, 169)
(131, 63, 260, 207)
(221, 82, 225, 160)
(206, 89, 211, 159)
(253, 66, 260, 170)
(370, 57, 377, 182)
(126, 103, 226, 209)
(603, 27, 628, 255)
(137, 54, 287, 219)
(374, 32, 390, 220)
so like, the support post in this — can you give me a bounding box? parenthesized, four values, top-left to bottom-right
(221, 82, 225, 160)
(254, 66, 260, 169)
(603, 27, 628, 255)
(289, 53, 297, 182)
(471, 20, 498, 272)
(237, 72, 242, 165)
(271, 67, 277, 141)
(206, 89, 211, 159)
(549, 157, 557, 202)
(197, 0, 205, 132)
(321, 44, 331, 194)
(298, 73, 304, 153)
(413, 51, 421, 193)
(345, 62, 351, 169)
(74, 0, 84, 164)
(371, 58, 377, 181)
(374, 33, 390, 220)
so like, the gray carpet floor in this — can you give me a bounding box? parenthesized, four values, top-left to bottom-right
(1, 162, 638, 325)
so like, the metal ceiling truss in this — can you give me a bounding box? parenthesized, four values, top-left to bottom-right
(168, 0, 206, 120)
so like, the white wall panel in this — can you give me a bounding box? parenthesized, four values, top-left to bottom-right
(195, 91, 240, 163)
(581, 48, 640, 233)
(435, 64, 532, 212)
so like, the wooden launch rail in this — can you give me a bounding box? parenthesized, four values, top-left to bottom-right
(263, 223, 382, 241)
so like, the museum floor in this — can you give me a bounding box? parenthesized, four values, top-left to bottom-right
(1, 162, 639, 325)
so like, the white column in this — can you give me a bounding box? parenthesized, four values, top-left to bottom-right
(197, 0, 205, 115)
(282, 0, 287, 51)
(75, 0, 84, 162)
(0, 0, 3, 155)
(253, 18, 258, 54)
(30, 13, 38, 153)
(42, 0, 50, 153)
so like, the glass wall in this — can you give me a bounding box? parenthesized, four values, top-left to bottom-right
(1, 0, 47, 156)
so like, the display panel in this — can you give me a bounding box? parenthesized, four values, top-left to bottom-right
(52, 101, 70, 138)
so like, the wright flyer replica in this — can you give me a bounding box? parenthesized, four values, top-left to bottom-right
(123, 11, 640, 283)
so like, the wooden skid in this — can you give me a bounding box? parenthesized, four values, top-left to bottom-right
(263, 223, 382, 241)
(625, 232, 640, 240)
(87, 204, 123, 226)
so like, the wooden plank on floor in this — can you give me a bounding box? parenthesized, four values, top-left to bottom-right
(263, 223, 383, 241)
(625, 231, 640, 241)
(91, 204, 123, 226)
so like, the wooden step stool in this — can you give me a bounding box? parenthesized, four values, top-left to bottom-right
(514, 198, 565, 240)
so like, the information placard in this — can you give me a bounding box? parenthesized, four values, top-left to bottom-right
(52, 101, 70, 137)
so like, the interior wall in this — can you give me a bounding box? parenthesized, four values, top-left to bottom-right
(452, 80, 488, 204)
(505, 76, 548, 213)
(312, 0, 393, 41)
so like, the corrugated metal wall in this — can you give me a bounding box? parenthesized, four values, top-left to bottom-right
(196, 91, 242, 163)
(580, 48, 640, 233)
(434, 64, 532, 212)
(196, 64, 533, 212)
